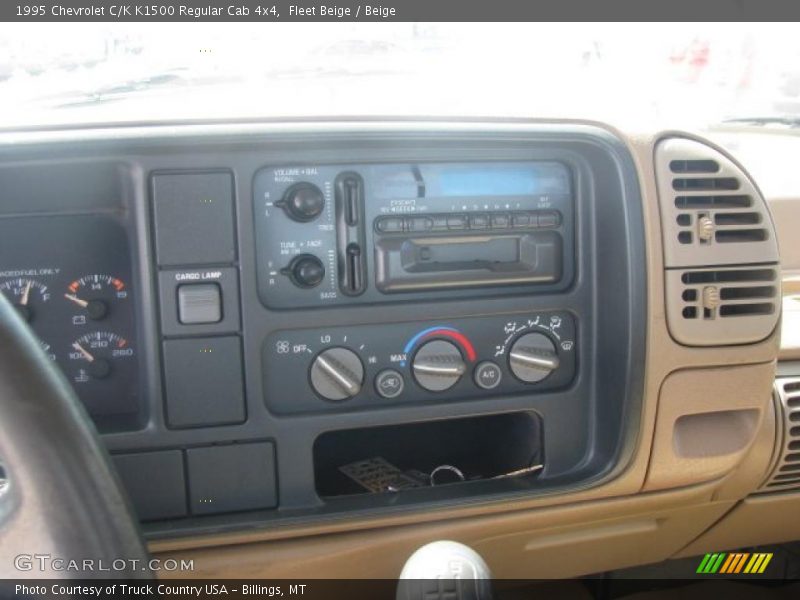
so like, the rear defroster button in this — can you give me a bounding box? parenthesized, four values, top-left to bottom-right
(375, 369, 405, 399)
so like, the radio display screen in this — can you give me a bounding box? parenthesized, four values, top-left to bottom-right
(370, 162, 571, 200)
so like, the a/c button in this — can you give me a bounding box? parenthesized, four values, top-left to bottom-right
(474, 361, 503, 390)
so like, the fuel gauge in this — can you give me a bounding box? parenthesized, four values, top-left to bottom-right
(39, 341, 57, 362)
(0, 277, 51, 323)
(64, 274, 128, 321)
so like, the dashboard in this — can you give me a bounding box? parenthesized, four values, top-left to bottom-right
(0, 121, 791, 578)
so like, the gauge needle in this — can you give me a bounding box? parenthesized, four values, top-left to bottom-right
(21, 280, 32, 306)
(72, 342, 94, 363)
(64, 293, 89, 308)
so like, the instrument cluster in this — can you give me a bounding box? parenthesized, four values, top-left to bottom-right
(0, 215, 139, 430)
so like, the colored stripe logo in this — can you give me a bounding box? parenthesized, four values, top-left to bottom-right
(697, 552, 773, 574)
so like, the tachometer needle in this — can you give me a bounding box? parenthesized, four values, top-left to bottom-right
(64, 293, 89, 308)
(21, 281, 32, 306)
(72, 342, 94, 363)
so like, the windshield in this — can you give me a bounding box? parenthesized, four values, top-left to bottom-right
(1, 22, 799, 129)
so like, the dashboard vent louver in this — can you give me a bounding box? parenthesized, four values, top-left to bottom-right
(656, 137, 780, 346)
(656, 138, 778, 266)
(678, 267, 777, 319)
(666, 266, 780, 345)
(760, 379, 800, 492)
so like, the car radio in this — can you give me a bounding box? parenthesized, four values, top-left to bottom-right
(254, 161, 575, 308)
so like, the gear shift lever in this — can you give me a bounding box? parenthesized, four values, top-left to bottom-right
(397, 541, 493, 600)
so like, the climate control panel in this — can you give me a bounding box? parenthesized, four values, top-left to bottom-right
(262, 311, 576, 414)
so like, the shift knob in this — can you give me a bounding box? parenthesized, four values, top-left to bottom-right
(397, 541, 493, 600)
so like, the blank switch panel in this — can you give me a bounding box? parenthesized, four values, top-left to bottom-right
(152, 171, 236, 266)
(163, 336, 245, 428)
(186, 442, 277, 515)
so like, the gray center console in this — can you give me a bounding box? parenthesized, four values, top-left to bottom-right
(0, 124, 646, 539)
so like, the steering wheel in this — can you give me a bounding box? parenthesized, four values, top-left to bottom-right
(0, 293, 150, 578)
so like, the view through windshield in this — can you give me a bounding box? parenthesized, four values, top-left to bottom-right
(1, 23, 799, 128)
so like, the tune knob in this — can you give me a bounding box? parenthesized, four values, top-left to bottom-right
(412, 340, 466, 392)
(282, 254, 325, 288)
(277, 182, 325, 222)
(310, 347, 364, 401)
(508, 332, 560, 383)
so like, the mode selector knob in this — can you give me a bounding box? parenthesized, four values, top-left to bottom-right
(277, 182, 325, 222)
(310, 347, 364, 401)
(412, 340, 466, 392)
(508, 332, 560, 383)
(282, 254, 325, 288)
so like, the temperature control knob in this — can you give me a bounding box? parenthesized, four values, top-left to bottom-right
(412, 340, 466, 392)
(283, 254, 325, 288)
(310, 347, 364, 401)
(508, 332, 560, 383)
(277, 182, 325, 222)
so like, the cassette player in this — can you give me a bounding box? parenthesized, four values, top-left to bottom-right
(254, 161, 574, 308)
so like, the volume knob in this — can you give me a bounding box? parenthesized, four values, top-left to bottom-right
(278, 182, 325, 222)
(310, 347, 364, 401)
(412, 340, 466, 392)
(508, 332, 560, 383)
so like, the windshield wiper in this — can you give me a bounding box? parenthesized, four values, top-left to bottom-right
(722, 116, 800, 128)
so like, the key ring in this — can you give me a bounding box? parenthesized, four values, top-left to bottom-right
(429, 464, 466, 486)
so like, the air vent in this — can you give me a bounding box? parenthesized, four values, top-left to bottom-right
(669, 159, 720, 173)
(657, 137, 780, 347)
(656, 138, 779, 267)
(760, 379, 800, 492)
(666, 266, 780, 346)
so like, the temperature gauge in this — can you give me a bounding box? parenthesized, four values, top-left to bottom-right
(64, 274, 128, 321)
(66, 331, 137, 419)
(68, 331, 135, 381)
(0, 277, 50, 323)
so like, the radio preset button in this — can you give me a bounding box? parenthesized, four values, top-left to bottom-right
(491, 213, 510, 229)
(469, 214, 490, 229)
(512, 213, 532, 228)
(432, 216, 449, 230)
(447, 215, 468, 230)
(407, 216, 433, 232)
(538, 211, 561, 228)
(376, 217, 405, 233)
